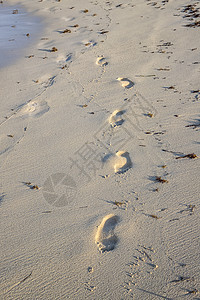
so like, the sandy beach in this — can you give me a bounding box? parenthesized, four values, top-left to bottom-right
(0, 0, 200, 299)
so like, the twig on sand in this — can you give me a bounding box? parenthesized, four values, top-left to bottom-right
(155, 176, 168, 183)
(23, 182, 39, 190)
(171, 276, 192, 283)
(162, 149, 198, 159)
(176, 153, 197, 159)
(6, 272, 32, 293)
(187, 289, 198, 295)
(145, 214, 161, 219)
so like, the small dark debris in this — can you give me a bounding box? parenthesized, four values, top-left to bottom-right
(148, 214, 160, 219)
(185, 20, 200, 27)
(61, 64, 68, 69)
(166, 86, 175, 89)
(185, 121, 200, 129)
(99, 30, 109, 34)
(179, 204, 196, 215)
(62, 29, 71, 33)
(155, 176, 168, 183)
(51, 47, 58, 52)
(158, 42, 173, 47)
(12, 9, 18, 14)
(187, 289, 198, 294)
(157, 68, 170, 71)
(24, 182, 39, 190)
(176, 153, 197, 159)
(169, 218, 179, 222)
(114, 201, 124, 207)
(171, 276, 192, 283)
(180, 3, 200, 28)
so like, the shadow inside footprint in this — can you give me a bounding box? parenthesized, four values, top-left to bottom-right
(117, 77, 134, 89)
(109, 110, 126, 127)
(102, 153, 113, 163)
(95, 214, 120, 253)
(96, 56, 108, 66)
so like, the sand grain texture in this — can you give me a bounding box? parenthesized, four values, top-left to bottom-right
(0, 0, 200, 299)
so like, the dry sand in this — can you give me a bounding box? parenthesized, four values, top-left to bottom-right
(0, 0, 200, 299)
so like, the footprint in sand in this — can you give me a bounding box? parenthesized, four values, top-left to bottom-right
(19, 100, 49, 118)
(96, 56, 108, 67)
(95, 214, 119, 252)
(114, 151, 132, 173)
(57, 53, 73, 64)
(117, 77, 134, 89)
(109, 110, 125, 127)
(37, 75, 56, 88)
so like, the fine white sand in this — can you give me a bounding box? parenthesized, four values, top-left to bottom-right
(1, 0, 200, 299)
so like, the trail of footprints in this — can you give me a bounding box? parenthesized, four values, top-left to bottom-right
(94, 63, 134, 251)
(95, 110, 132, 254)
(96, 60, 134, 177)
(104, 109, 133, 175)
